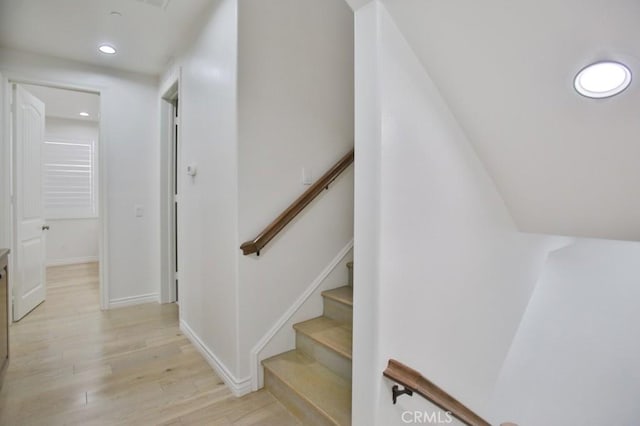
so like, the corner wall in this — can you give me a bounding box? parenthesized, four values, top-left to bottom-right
(353, 3, 565, 424)
(489, 239, 640, 425)
(159, 0, 241, 390)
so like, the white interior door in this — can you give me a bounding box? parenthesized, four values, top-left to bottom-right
(12, 84, 46, 321)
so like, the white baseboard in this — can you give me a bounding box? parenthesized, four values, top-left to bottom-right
(108, 293, 158, 309)
(180, 319, 252, 397)
(249, 239, 354, 391)
(46, 256, 98, 267)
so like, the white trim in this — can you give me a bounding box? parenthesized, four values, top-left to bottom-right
(108, 293, 158, 309)
(97, 91, 109, 311)
(249, 239, 354, 391)
(46, 256, 98, 267)
(180, 319, 252, 397)
(159, 75, 180, 304)
(0, 76, 11, 324)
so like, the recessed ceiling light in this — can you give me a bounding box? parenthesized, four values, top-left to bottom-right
(574, 61, 632, 99)
(79, 112, 90, 117)
(98, 44, 117, 55)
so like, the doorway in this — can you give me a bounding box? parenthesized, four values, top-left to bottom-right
(9, 82, 102, 321)
(160, 81, 179, 305)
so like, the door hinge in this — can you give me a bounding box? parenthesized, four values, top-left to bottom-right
(174, 194, 180, 203)
(175, 116, 180, 126)
(175, 271, 179, 280)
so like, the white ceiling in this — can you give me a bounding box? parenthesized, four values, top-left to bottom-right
(0, 0, 215, 76)
(382, 0, 640, 241)
(22, 84, 100, 122)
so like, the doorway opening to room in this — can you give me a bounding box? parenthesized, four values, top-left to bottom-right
(160, 81, 179, 306)
(9, 82, 102, 322)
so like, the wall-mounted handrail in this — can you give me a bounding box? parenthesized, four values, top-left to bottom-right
(240, 148, 354, 256)
(383, 359, 491, 426)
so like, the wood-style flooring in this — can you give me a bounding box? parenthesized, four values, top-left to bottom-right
(0, 263, 300, 426)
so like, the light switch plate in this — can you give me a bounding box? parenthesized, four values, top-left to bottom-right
(302, 168, 313, 185)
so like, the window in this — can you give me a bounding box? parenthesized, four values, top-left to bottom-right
(43, 139, 97, 219)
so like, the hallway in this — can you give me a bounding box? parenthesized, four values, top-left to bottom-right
(0, 263, 299, 425)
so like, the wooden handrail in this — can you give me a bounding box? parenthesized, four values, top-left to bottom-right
(383, 359, 491, 426)
(240, 148, 354, 256)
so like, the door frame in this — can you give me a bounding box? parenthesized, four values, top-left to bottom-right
(159, 76, 180, 304)
(1, 75, 109, 319)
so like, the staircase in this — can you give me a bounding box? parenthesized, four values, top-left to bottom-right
(262, 262, 353, 425)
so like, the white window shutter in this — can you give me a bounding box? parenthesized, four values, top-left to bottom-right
(43, 139, 97, 219)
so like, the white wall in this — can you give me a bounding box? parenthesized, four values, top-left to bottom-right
(45, 219, 98, 266)
(489, 239, 640, 425)
(236, 0, 354, 381)
(160, 0, 241, 389)
(44, 117, 99, 266)
(353, 3, 566, 424)
(0, 48, 160, 306)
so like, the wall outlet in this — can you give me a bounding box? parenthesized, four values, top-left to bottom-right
(134, 205, 144, 218)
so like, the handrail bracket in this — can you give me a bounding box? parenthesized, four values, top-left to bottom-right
(392, 384, 413, 404)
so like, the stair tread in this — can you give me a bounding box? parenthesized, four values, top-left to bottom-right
(294, 316, 352, 360)
(263, 350, 352, 426)
(321, 286, 353, 307)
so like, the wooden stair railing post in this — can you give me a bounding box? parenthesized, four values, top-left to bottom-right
(240, 148, 354, 256)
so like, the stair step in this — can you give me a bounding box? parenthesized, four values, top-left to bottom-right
(294, 317, 352, 360)
(322, 286, 353, 307)
(263, 350, 352, 426)
(322, 287, 353, 324)
(295, 316, 352, 380)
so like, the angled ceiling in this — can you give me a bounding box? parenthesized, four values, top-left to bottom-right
(0, 0, 215, 76)
(382, 0, 640, 241)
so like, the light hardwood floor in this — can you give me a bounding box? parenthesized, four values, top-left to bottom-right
(0, 263, 300, 426)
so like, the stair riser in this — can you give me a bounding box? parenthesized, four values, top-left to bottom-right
(322, 298, 352, 325)
(296, 333, 352, 382)
(265, 369, 338, 426)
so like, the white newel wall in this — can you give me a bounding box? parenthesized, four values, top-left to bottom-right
(44, 117, 99, 266)
(352, 3, 566, 424)
(0, 48, 160, 306)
